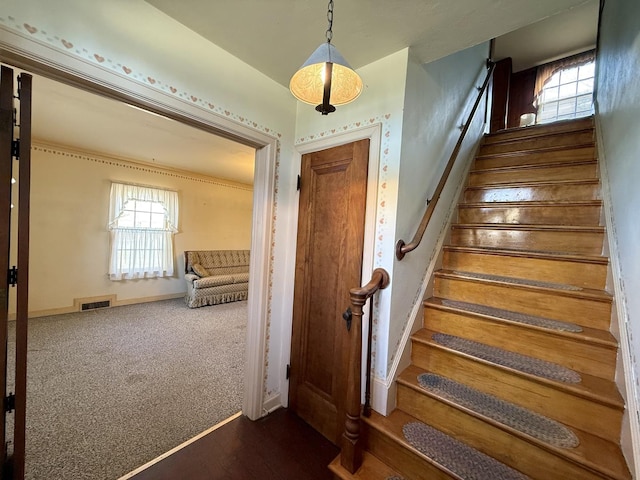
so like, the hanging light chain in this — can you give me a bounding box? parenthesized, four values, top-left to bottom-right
(325, 0, 334, 43)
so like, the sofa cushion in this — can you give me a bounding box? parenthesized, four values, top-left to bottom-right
(233, 272, 250, 284)
(192, 263, 210, 277)
(193, 275, 236, 289)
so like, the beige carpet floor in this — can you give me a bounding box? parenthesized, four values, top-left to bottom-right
(7, 298, 247, 480)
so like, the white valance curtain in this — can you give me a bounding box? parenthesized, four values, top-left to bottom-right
(108, 183, 179, 281)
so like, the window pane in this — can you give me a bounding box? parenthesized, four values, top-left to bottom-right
(117, 211, 133, 228)
(576, 94, 593, 112)
(560, 67, 579, 84)
(136, 201, 152, 213)
(134, 211, 151, 228)
(150, 213, 165, 229)
(577, 78, 594, 95)
(579, 62, 595, 80)
(546, 72, 560, 87)
(558, 98, 577, 116)
(559, 82, 577, 99)
(151, 202, 165, 213)
(543, 86, 559, 102)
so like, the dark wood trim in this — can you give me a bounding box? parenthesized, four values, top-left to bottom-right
(0, 65, 14, 473)
(13, 71, 32, 480)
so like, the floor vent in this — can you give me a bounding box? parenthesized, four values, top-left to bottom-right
(81, 300, 111, 311)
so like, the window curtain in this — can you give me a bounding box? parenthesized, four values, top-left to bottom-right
(108, 183, 179, 280)
(534, 49, 596, 101)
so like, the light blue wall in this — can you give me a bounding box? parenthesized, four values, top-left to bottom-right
(595, 0, 640, 466)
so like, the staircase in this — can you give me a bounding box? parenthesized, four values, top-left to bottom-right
(331, 117, 632, 479)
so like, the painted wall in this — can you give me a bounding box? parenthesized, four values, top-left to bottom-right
(388, 43, 491, 377)
(11, 143, 253, 315)
(0, 0, 297, 410)
(594, 0, 640, 470)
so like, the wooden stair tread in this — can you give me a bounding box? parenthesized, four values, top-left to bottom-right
(465, 178, 600, 189)
(475, 144, 596, 162)
(329, 452, 401, 480)
(443, 245, 608, 265)
(484, 118, 594, 144)
(452, 223, 605, 233)
(459, 200, 603, 208)
(471, 160, 597, 174)
(424, 297, 617, 348)
(397, 365, 632, 480)
(412, 328, 624, 409)
(435, 269, 612, 302)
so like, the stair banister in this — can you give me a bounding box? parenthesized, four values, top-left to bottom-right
(396, 59, 496, 260)
(341, 268, 390, 474)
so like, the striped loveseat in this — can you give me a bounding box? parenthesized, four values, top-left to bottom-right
(183, 250, 250, 308)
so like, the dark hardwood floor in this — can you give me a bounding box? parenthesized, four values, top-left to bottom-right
(128, 408, 339, 480)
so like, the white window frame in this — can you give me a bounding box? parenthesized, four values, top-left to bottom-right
(108, 182, 179, 280)
(537, 61, 595, 124)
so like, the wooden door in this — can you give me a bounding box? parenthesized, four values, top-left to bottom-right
(0, 65, 32, 479)
(289, 139, 369, 445)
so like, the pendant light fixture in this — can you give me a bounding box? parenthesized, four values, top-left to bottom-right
(289, 0, 363, 115)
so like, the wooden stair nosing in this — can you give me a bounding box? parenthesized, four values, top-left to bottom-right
(458, 200, 603, 208)
(434, 269, 612, 304)
(452, 223, 605, 233)
(423, 297, 618, 349)
(478, 141, 596, 159)
(470, 159, 597, 175)
(411, 328, 625, 410)
(396, 367, 631, 480)
(464, 178, 601, 190)
(442, 245, 609, 266)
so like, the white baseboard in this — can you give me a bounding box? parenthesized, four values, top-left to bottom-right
(9, 292, 186, 320)
(262, 393, 282, 416)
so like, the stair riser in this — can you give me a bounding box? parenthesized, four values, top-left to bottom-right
(442, 249, 607, 289)
(433, 276, 611, 329)
(483, 118, 594, 145)
(458, 204, 601, 226)
(423, 307, 616, 380)
(475, 146, 596, 169)
(479, 130, 594, 155)
(362, 422, 455, 480)
(410, 343, 623, 441)
(396, 385, 606, 480)
(469, 163, 598, 186)
(463, 182, 601, 203)
(450, 227, 604, 256)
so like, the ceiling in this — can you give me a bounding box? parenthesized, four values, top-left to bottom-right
(25, 0, 598, 186)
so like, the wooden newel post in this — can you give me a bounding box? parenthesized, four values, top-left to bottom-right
(340, 291, 366, 473)
(340, 268, 390, 474)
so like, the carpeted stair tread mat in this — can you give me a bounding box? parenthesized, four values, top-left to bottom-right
(417, 373, 579, 448)
(402, 422, 531, 480)
(451, 270, 582, 291)
(439, 299, 583, 332)
(432, 333, 582, 383)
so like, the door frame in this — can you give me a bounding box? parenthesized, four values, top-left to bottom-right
(0, 39, 276, 420)
(283, 124, 382, 405)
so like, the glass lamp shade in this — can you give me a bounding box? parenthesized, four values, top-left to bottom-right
(290, 42, 363, 106)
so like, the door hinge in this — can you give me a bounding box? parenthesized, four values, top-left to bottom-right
(7, 266, 17, 287)
(296, 175, 301, 191)
(11, 139, 19, 160)
(286, 364, 291, 380)
(4, 393, 15, 413)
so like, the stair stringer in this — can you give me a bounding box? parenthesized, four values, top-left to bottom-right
(595, 111, 640, 478)
(379, 139, 482, 415)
